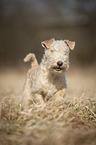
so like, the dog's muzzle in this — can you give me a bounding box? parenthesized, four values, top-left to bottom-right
(57, 61, 63, 67)
(54, 61, 64, 72)
(54, 61, 68, 72)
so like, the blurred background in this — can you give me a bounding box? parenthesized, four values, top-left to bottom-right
(0, 0, 96, 68)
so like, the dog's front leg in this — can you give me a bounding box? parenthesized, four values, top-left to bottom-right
(32, 93, 45, 105)
(54, 88, 67, 103)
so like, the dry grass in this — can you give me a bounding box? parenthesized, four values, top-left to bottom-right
(0, 67, 96, 145)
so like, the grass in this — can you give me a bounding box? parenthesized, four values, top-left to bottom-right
(0, 67, 96, 145)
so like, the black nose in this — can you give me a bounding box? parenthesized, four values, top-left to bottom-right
(57, 61, 63, 67)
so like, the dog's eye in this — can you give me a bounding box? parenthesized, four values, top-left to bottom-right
(51, 50, 54, 53)
(64, 51, 68, 55)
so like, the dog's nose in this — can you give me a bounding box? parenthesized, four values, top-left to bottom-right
(57, 61, 63, 67)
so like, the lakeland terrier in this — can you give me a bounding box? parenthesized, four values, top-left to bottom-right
(21, 38, 75, 107)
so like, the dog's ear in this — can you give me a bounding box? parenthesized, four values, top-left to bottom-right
(41, 38, 55, 49)
(64, 40, 75, 50)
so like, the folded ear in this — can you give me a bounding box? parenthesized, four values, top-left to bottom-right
(41, 38, 55, 49)
(64, 40, 75, 50)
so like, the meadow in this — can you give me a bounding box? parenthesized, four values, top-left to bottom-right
(0, 66, 96, 145)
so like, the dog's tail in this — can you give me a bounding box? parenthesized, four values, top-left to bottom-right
(24, 53, 38, 67)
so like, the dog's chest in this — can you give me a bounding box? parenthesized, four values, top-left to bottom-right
(35, 70, 66, 96)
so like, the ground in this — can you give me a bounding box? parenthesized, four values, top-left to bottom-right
(0, 66, 96, 145)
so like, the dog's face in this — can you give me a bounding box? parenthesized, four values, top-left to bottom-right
(41, 38, 75, 74)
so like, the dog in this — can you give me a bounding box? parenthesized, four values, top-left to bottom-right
(21, 38, 75, 107)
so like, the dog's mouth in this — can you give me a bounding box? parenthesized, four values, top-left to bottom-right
(54, 66, 62, 72)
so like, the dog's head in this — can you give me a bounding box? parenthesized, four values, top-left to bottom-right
(41, 38, 75, 74)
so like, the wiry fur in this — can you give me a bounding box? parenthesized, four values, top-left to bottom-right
(21, 38, 75, 107)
